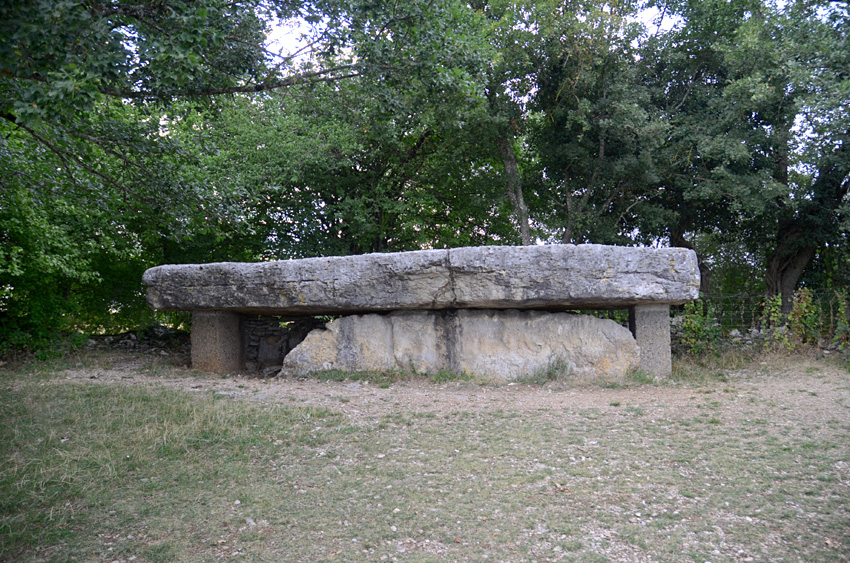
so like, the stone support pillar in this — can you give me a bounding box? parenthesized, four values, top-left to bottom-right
(191, 311, 244, 373)
(629, 304, 672, 378)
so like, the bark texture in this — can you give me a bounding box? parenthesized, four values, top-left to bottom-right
(496, 135, 532, 245)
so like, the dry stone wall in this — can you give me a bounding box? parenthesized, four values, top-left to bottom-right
(242, 316, 323, 373)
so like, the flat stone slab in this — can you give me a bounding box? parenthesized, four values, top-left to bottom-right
(281, 310, 640, 381)
(142, 244, 699, 315)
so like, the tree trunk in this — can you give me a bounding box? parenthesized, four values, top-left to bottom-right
(496, 135, 532, 245)
(765, 230, 816, 316)
(561, 191, 575, 244)
(764, 134, 849, 316)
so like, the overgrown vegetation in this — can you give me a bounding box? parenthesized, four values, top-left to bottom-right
(679, 300, 724, 356)
(1, 0, 848, 352)
(678, 289, 850, 357)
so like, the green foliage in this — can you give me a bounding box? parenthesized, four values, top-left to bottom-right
(762, 295, 794, 351)
(194, 3, 505, 258)
(428, 369, 475, 384)
(1, 0, 847, 350)
(762, 289, 823, 351)
(0, 0, 282, 122)
(0, 100, 250, 351)
(1, 135, 98, 349)
(0, 0, 501, 348)
(788, 288, 821, 346)
(833, 291, 850, 352)
(641, 0, 850, 306)
(680, 300, 722, 356)
(515, 356, 574, 385)
(468, 0, 663, 245)
(527, 1, 663, 244)
(630, 370, 658, 385)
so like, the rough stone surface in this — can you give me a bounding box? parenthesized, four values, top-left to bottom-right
(191, 311, 243, 373)
(629, 305, 673, 378)
(281, 310, 640, 382)
(143, 244, 700, 315)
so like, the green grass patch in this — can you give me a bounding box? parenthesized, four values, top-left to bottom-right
(303, 367, 475, 387)
(671, 348, 757, 384)
(307, 368, 401, 384)
(428, 368, 475, 384)
(0, 379, 347, 561)
(2, 357, 850, 562)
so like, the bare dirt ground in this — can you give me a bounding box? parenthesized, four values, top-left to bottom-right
(11, 349, 850, 562)
(57, 351, 850, 435)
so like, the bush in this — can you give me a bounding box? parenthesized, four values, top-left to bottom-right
(761, 289, 824, 351)
(680, 300, 722, 356)
(832, 291, 850, 351)
(789, 288, 821, 346)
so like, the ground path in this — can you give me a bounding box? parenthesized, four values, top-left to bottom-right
(57, 352, 850, 437)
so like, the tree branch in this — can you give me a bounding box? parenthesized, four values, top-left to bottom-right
(3, 63, 361, 101)
(62, 127, 152, 176)
(14, 120, 125, 190)
(101, 65, 361, 99)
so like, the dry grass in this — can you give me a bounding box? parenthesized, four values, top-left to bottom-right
(1, 352, 849, 562)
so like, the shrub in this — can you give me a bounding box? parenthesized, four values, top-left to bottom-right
(833, 291, 850, 351)
(762, 295, 794, 351)
(680, 300, 722, 356)
(789, 288, 821, 346)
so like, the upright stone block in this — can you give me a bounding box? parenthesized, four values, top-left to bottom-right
(191, 311, 244, 373)
(281, 310, 640, 382)
(629, 304, 672, 378)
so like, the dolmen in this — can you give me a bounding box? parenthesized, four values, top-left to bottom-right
(142, 244, 700, 380)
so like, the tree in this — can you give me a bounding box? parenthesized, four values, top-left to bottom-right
(641, 0, 850, 309)
(470, 0, 540, 244)
(528, 0, 663, 245)
(0, 0, 500, 345)
(637, 0, 771, 293)
(0, 95, 249, 344)
(0, 0, 327, 344)
(757, 0, 850, 312)
(188, 2, 515, 258)
(469, 0, 666, 246)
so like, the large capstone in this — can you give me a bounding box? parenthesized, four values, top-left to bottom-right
(280, 310, 640, 382)
(143, 244, 699, 315)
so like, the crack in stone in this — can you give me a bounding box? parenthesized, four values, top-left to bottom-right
(145, 245, 699, 314)
(446, 249, 459, 308)
(431, 250, 458, 309)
